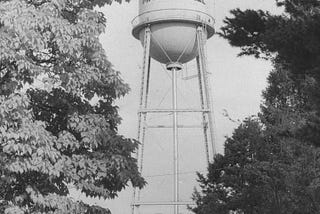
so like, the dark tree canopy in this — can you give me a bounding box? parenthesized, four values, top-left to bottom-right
(192, 1, 320, 213)
(220, 0, 320, 78)
(0, 0, 145, 213)
(193, 67, 320, 214)
(219, 0, 320, 146)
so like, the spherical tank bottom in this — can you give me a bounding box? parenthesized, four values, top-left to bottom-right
(132, 0, 214, 65)
(139, 22, 206, 64)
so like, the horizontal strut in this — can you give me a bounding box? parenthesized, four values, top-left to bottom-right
(147, 125, 203, 129)
(138, 108, 210, 113)
(132, 201, 196, 206)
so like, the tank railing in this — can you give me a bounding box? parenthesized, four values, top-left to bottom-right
(131, 8, 215, 27)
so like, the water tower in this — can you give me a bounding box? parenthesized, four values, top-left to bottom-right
(131, 1, 215, 214)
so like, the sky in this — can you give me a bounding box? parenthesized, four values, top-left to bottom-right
(71, 1, 282, 214)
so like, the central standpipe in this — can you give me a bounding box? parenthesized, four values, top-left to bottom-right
(168, 62, 183, 214)
(170, 65, 181, 214)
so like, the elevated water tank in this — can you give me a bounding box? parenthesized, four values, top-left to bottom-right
(132, 0, 215, 65)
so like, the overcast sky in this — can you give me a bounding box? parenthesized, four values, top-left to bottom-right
(72, 1, 282, 213)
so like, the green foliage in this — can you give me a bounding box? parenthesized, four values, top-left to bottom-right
(0, 0, 145, 213)
(193, 1, 320, 213)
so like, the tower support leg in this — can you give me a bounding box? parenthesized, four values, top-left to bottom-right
(196, 56, 210, 166)
(196, 26, 216, 164)
(132, 26, 151, 214)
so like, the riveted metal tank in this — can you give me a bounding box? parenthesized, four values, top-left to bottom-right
(132, 0, 215, 65)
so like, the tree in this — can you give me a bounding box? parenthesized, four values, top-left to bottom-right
(0, 0, 145, 213)
(193, 66, 320, 214)
(219, 0, 320, 147)
(192, 1, 320, 213)
(219, 1, 320, 145)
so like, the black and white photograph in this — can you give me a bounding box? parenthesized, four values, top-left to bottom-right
(1, 0, 320, 213)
